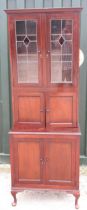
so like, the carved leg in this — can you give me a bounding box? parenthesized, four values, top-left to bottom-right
(11, 191, 17, 206)
(73, 191, 80, 209)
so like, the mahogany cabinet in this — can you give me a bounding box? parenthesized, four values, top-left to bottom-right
(5, 8, 82, 208)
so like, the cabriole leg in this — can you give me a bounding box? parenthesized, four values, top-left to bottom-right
(11, 191, 17, 206)
(73, 191, 80, 209)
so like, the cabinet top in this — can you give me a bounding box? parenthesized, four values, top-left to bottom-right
(5, 8, 82, 15)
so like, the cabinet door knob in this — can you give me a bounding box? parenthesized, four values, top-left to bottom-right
(40, 158, 44, 165)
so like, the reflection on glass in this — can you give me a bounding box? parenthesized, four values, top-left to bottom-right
(50, 19, 73, 83)
(51, 20, 61, 34)
(51, 62, 62, 83)
(16, 21, 25, 34)
(16, 20, 38, 83)
(18, 62, 38, 83)
(27, 20, 36, 34)
(62, 41, 72, 54)
(62, 20, 72, 34)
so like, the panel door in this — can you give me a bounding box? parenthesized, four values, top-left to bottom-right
(11, 138, 43, 184)
(45, 138, 76, 186)
(46, 93, 77, 128)
(13, 92, 45, 130)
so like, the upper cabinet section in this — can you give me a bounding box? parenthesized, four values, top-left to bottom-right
(6, 8, 81, 88)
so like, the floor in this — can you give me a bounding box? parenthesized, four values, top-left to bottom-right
(0, 164, 87, 210)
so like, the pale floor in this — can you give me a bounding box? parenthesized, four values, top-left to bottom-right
(0, 164, 87, 210)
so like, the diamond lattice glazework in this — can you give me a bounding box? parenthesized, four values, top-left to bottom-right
(16, 20, 38, 83)
(50, 19, 72, 83)
(59, 36, 65, 46)
(23, 36, 30, 46)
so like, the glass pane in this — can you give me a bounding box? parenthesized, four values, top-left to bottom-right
(62, 20, 72, 34)
(16, 21, 25, 34)
(16, 20, 38, 84)
(62, 55, 72, 61)
(51, 42, 61, 54)
(62, 70, 71, 82)
(62, 62, 72, 82)
(62, 41, 72, 54)
(18, 62, 38, 83)
(27, 20, 36, 34)
(50, 19, 73, 83)
(17, 55, 28, 63)
(28, 36, 36, 41)
(51, 55, 61, 62)
(63, 34, 72, 41)
(51, 62, 62, 83)
(17, 42, 27, 54)
(28, 42, 37, 54)
(17, 36, 25, 41)
(51, 20, 61, 34)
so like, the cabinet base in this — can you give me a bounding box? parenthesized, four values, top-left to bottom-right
(11, 188, 80, 209)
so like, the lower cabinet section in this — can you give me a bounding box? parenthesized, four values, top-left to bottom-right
(10, 132, 80, 190)
(9, 131, 80, 208)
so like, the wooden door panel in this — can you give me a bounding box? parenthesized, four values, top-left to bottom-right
(46, 93, 77, 128)
(14, 92, 45, 130)
(12, 139, 43, 184)
(45, 139, 76, 185)
(18, 96, 41, 122)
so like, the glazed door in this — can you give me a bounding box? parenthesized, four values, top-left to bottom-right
(9, 14, 43, 86)
(46, 14, 76, 85)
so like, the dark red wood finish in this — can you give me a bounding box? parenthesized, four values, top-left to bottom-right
(5, 8, 81, 208)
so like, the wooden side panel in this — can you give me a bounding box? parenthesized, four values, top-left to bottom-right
(46, 93, 77, 128)
(45, 139, 76, 186)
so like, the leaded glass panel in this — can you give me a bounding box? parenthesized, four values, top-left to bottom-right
(50, 19, 73, 83)
(16, 20, 38, 83)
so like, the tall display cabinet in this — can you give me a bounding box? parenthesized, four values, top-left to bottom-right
(5, 8, 81, 208)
